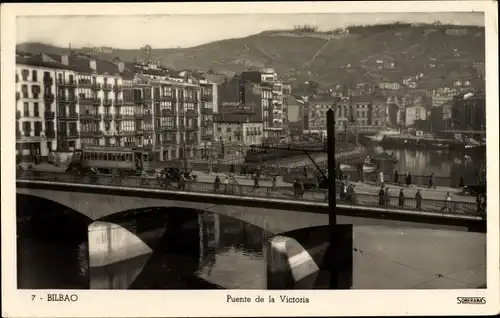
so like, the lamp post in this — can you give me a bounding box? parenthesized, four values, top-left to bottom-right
(326, 108, 338, 289)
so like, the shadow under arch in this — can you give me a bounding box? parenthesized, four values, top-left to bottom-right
(91, 206, 224, 289)
(16, 193, 92, 289)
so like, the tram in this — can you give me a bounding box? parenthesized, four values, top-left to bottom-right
(67, 146, 153, 176)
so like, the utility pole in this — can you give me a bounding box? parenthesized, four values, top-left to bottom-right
(326, 108, 338, 289)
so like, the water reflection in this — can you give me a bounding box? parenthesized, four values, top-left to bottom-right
(371, 146, 485, 184)
(18, 206, 273, 290)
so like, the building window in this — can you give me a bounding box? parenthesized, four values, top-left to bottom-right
(21, 69, 29, 81)
(23, 102, 29, 117)
(32, 70, 38, 82)
(23, 122, 31, 135)
(22, 85, 28, 98)
(34, 103, 39, 117)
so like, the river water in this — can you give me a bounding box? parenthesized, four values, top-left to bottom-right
(17, 207, 274, 290)
(369, 146, 486, 185)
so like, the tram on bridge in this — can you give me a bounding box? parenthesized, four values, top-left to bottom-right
(67, 146, 153, 176)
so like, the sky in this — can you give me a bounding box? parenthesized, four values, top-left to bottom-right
(17, 12, 484, 49)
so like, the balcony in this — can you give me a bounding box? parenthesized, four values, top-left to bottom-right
(43, 77, 54, 85)
(185, 96, 197, 103)
(160, 94, 175, 101)
(115, 99, 123, 105)
(201, 120, 213, 127)
(162, 139, 177, 146)
(67, 131, 79, 138)
(102, 83, 112, 91)
(45, 130, 56, 138)
(163, 125, 177, 132)
(80, 131, 96, 137)
(78, 82, 101, 90)
(185, 138, 198, 145)
(44, 111, 55, 119)
(134, 112, 145, 119)
(16, 111, 21, 119)
(185, 109, 198, 117)
(44, 94, 55, 102)
(58, 80, 77, 87)
(201, 94, 213, 101)
(201, 133, 214, 140)
(103, 99, 112, 106)
(201, 107, 213, 115)
(113, 85, 122, 91)
(103, 114, 113, 121)
(114, 114, 122, 121)
(161, 109, 175, 117)
(67, 113, 79, 120)
(121, 114, 135, 120)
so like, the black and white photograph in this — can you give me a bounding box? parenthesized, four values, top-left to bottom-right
(2, 1, 498, 317)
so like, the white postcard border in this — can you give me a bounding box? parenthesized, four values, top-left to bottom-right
(2, 1, 499, 317)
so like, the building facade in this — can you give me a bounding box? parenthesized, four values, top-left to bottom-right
(15, 52, 219, 162)
(405, 105, 427, 127)
(15, 54, 67, 159)
(451, 93, 486, 132)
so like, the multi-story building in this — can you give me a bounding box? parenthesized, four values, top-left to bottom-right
(15, 53, 65, 159)
(213, 113, 263, 147)
(63, 55, 125, 149)
(241, 69, 285, 141)
(15, 52, 218, 162)
(350, 96, 372, 127)
(404, 105, 427, 127)
(451, 92, 486, 132)
(369, 98, 388, 126)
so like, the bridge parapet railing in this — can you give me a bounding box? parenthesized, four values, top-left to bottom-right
(16, 171, 483, 218)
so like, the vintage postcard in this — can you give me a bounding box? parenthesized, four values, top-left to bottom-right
(1, 1, 499, 317)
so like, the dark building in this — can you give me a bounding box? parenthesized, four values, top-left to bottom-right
(451, 93, 486, 132)
(217, 76, 262, 122)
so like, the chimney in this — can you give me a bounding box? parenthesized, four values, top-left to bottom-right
(89, 59, 97, 71)
(61, 54, 69, 66)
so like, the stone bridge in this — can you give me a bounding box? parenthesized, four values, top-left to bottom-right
(16, 179, 486, 232)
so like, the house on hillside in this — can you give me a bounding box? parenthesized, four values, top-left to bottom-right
(378, 82, 401, 90)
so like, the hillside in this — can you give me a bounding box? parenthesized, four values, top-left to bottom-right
(17, 23, 485, 87)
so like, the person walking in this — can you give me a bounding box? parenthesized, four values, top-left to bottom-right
(271, 176, 277, 191)
(223, 177, 229, 194)
(298, 180, 305, 198)
(378, 171, 384, 187)
(384, 187, 390, 208)
(459, 176, 465, 188)
(253, 174, 260, 191)
(394, 170, 399, 185)
(440, 192, 452, 212)
(398, 189, 405, 208)
(213, 176, 221, 193)
(340, 181, 346, 200)
(428, 173, 436, 189)
(415, 189, 422, 210)
(378, 187, 385, 206)
(406, 172, 412, 187)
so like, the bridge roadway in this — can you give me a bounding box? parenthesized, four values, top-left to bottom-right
(16, 176, 485, 232)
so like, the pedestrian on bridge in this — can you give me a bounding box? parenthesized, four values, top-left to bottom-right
(398, 189, 405, 208)
(377, 171, 384, 187)
(213, 176, 221, 193)
(415, 190, 422, 210)
(440, 192, 453, 212)
(394, 170, 399, 185)
(428, 173, 436, 189)
(406, 172, 412, 187)
(271, 176, 277, 190)
(340, 181, 346, 200)
(384, 187, 390, 208)
(223, 177, 229, 194)
(378, 187, 385, 206)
